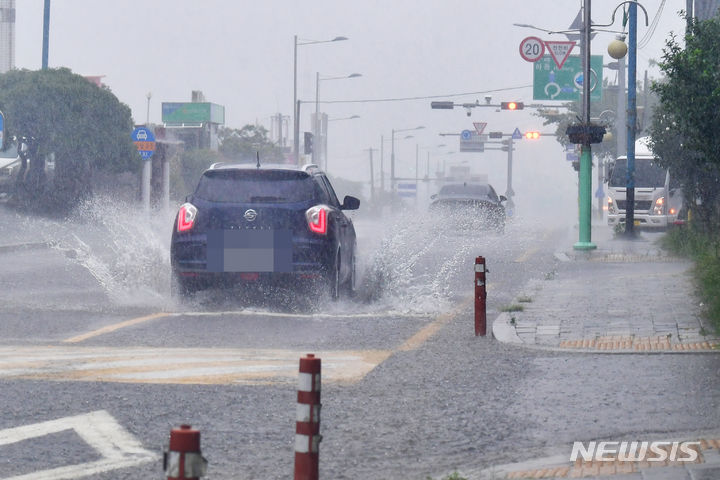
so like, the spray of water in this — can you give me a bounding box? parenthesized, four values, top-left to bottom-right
(38, 195, 521, 316)
(43, 194, 174, 308)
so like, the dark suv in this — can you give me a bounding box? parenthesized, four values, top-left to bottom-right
(170, 163, 360, 299)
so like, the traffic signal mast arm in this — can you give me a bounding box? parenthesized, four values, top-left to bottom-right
(430, 100, 569, 114)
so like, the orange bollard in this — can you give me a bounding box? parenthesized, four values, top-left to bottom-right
(475, 256, 487, 336)
(294, 354, 322, 480)
(165, 424, 207, 480)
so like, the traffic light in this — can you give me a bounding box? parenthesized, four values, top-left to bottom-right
(500, 101, 524, 110)
(524, 131, 540, 140)
(304, 132, 314, 154)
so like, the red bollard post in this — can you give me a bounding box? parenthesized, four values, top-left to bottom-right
(165, 424, 207, 480)
(294, 354, 322, 480)
(475, 256, 487, 336)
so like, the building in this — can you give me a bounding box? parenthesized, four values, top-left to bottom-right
(0, 0, 15, 73)
(161, 91, 225, 151)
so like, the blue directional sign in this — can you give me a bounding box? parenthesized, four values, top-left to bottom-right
(131, 127, 156, 160)
(461, 130, 472, 140)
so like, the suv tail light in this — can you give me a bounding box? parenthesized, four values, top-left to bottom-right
(177, 203, 198, 232)
(306, 205, 329, 235)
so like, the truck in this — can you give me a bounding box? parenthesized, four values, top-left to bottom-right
(606, 137, 683, 230)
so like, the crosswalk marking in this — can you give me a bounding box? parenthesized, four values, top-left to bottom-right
(0, 346, 391, 385)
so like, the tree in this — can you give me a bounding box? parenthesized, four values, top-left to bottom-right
(649, 15, 720, 234)
(218, 125, 285, 163)
(0, 68, 138, 211)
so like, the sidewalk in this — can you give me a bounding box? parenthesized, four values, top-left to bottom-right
(492, 225, 720, 353)
(481, 225, 720, 480)
(468, 430, 720, 479)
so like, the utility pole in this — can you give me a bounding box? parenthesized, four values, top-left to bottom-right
(505, 136, 515, 217)
(365, 147, 378, 203)
(379, 135, 385, 193)
(573, 0, 597, 250)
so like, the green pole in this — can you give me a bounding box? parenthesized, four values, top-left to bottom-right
(573, 0, 596, 251)
(574, 144, 597, 250)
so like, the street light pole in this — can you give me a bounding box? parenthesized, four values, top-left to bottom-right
(314, 73, 361, 169)
(293, 35, 299, 164)
(625, 1, 638, 236)
(42, 0, 50, 69)
(291, 36, 349, 165)
(390, 126, 424, 196)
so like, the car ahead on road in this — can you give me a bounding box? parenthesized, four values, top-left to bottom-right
(170, 162, 360, 300)
(429, 182, 507, 233)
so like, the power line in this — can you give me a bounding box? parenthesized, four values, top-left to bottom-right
(638, 0, 666, 49)
(318, 84, 533, 105)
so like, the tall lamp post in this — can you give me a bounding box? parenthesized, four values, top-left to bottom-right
(293, 35, 348, 165)
(314, 72, 361, 169)
(391, 126, 424, 195)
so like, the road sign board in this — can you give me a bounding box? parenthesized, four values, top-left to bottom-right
(544, 41, 576, 69)
(533, 55, 603, 102)
(459, 131, 486, 152)
(397, 183, 417, 198)
(512, 128, 522, 140)
(519, 36, 545, 62)
(473, 122, 487, 135)
(131, 127, 156, 160)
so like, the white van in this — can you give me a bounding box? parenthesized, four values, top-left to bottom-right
(607, 137, 682, 230)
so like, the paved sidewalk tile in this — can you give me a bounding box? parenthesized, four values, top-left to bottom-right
(492, 228, 720, 353)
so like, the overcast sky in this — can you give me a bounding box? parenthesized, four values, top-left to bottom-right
(12, 0, 687, 219)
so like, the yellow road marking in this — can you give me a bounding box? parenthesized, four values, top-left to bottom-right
(514, 229, 553, 263)
(0, 346, 390, 385)
(514, 246, 539, 263)
(46, 290, 482, 383)
(397, 296, 474, 352)
(63, 313, 172, 344)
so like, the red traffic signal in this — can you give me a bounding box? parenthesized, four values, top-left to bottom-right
(500, 101, 524, 110)
(524, 131, 540, 140)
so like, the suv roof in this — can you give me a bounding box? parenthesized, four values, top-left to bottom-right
(208, 162, 323, 176)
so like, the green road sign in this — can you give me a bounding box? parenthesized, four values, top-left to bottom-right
(533, 55, 603, 102)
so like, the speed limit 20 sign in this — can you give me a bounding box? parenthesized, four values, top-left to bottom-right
(519, 36, 545, 62)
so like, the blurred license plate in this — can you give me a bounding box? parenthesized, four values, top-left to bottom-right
(206, 230, 292, 272)
(634, 220, 640, 226)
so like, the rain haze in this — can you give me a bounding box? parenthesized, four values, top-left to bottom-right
(4, 3, 720, 480)
(14, 0, 686, 224)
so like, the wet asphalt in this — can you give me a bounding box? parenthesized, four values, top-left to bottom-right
(0, 203, 718, 479)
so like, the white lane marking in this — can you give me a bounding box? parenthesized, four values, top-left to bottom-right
(0, 410, 156, 480)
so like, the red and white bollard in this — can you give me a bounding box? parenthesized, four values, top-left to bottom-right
(475, 256, 487, 336)
(164, 424, 207, 480)
(294, 353, 322, 480)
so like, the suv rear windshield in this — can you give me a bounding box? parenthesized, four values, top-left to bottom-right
(194, 169, 321, 203)
(439, 183, 497, 200)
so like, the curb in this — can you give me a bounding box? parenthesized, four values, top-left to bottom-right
(491, 315, 720, 354)
(491, 312, 522, 344)
(0, 242, 53, 254)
